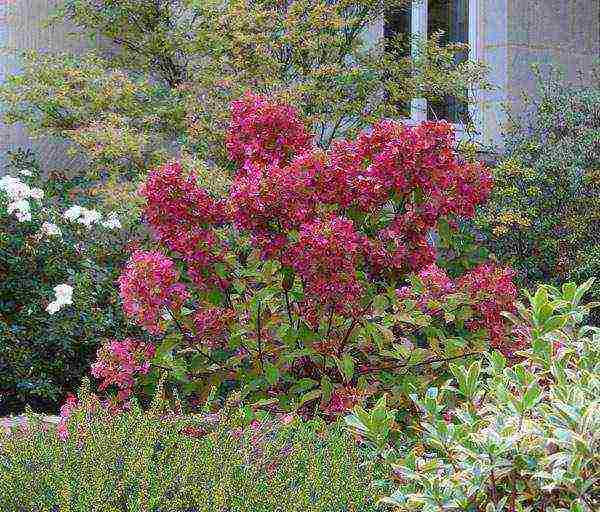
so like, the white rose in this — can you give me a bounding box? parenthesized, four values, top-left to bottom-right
(63, 205, 83, 221)
(53, 284, 73, 305)
(101, 212, 122, 230)
(41, 222, 62, 237)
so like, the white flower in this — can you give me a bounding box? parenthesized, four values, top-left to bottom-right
(46, 284, 73, 315)
(46, 301, 62, 314)
(63, 205, 83, 221)
(29, 187, 44, 200)
(0, 176, 30, 201)
(54, 284, 73, 304)
(41, 222, 62, 237)
(78, 208, 102, 227)
(63, 205, 102, 227)
(19, 169, 33, 177)
(7, 199, 31, 222)
(101, 212, 121, 230)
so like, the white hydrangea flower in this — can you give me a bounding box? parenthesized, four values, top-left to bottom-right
(41, 221, 62, 237)
(46, 284, 73, 315)
(101, 212, 122, 229)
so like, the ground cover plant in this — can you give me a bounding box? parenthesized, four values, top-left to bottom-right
(0, 388, 384, 511)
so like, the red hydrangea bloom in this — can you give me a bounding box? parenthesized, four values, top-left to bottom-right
(91, 338, 155, 402)
(284, 216, 364, 325)
(118, 250, 188, 334)
(226, 91, 312, 169)
(457, 264, 519, 353)
(139, 162, 228, 290)
(397, 263, 519, 355)
(321, 386, 363, 416)
(57, 394, 79, 441)
(397, 263, 456, 314)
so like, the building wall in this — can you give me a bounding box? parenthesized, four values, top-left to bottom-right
(479, 0, 599, 149)
(0, 0, 91, 171)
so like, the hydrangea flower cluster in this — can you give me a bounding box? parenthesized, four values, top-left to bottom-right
(226, 91, 312, 169)
(90, 338, 155, 401)
(138, 161, 228, 291)
(399, 263, 519, 355)
(118, 250, 189, 334)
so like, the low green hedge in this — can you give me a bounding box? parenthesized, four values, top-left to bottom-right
(0, 401, 383, 511)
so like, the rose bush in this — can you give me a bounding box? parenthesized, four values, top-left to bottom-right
(86, 94, 517, 419)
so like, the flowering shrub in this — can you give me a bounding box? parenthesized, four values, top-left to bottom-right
(90, 94, 515, 417)
(0, 150, 144, 414)
(397, 263, 520, 357)
(356, 279, 600, 511)
(0, 391, 384, 511)
(477, 66, 600, 323)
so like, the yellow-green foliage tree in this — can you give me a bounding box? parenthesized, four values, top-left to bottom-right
(0, 0, 488, 192)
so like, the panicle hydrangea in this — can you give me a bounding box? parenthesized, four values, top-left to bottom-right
(457, 264, 519, 354)
(118, 250, 188, 334)
(91, 338, 155, 401)
(63, 205, 103, 227)
(139, 162, 228, 290)
(132, 93, 495, 332)
(396, 263, 519, 355)
(0, 174, 44, 222)
(226, 91, 312, 169)
(284, 216, 364, 325)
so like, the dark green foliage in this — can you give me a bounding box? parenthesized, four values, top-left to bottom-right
(476, 66, 600, 316)
(0, 150, 141, 414)
(0, 401, 383, 511)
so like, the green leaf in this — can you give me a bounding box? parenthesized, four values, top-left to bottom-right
(337, 354, 355, 382)
(264, 363, 279, 386)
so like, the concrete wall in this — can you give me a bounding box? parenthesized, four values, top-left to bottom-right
(0, 0, 91, 171)
(479, 0, 599, 149)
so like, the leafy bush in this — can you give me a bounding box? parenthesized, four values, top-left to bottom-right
(477, 67, 600, 311)
(0, 150, 143, 414)
(356, 279, 600, 511)
(85, 93, 520, 420)
(0, 0, 488, 183)
(0, 391, 383, 511)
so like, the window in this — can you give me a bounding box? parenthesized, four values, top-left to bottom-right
(384, 0, 473, 126)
